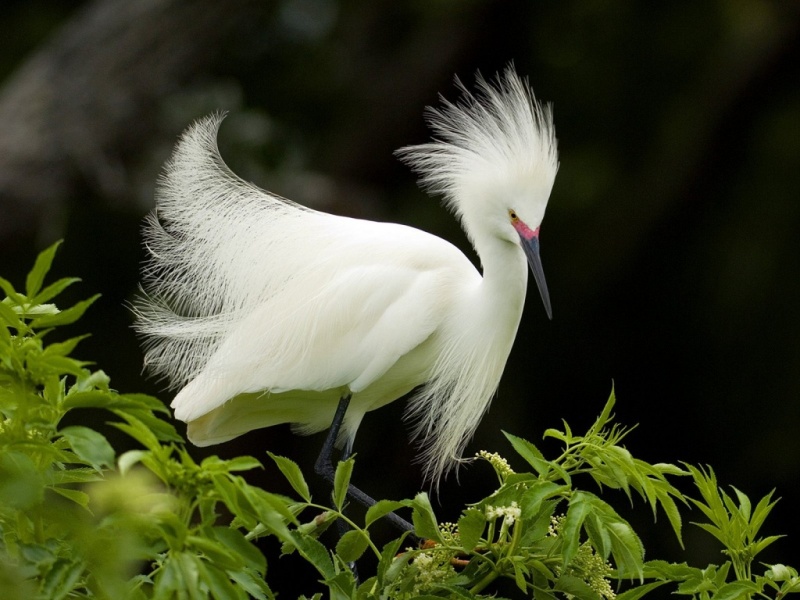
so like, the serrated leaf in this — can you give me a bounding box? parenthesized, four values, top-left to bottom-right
(118, 450, 148, 475)
(31, 277, 81, 305)
(605, 521, 644, 580)
(543, 428, 569, 443)
(654, 482, 684, 547)
(0, 276, 22, 302)
(268, 452, 311, 502)
(110, 412, 163, 451)
(513, 560, 529, 592)
(291, 532, 335, 579)
(562, 492, 592, 566)
(223, 456, 262, 472)
(333, 457, 354, 511)
(62, 390, 118, 409)
(59, 426, 115, 470)
(229, 568, 272, 600)
(377, 534, 409, 586)
(365, 499, 409, 527)
(593, 387, 617, 432)
(40, 557, 83, 600)
(750, 490, 779, 537)
(25, 241, 62, 298)
(187, 535, 241, 571)
(712, 580, 760, 600)
(457, 508, 487, 552)
(504, 431, 550, 475)
(555, 574, 602, 600)
(615, 581, 669, 600)
(327, 570, 357, 600)
(195, 561, 240, 600)
(213, 527, 267, 574)
(336, 529, 371, 563)
(30, 295, 99, 329)
(50, 486, 91, 508)
(43, 335, 90, 358)
(244, 486, 298, 526)
(752, 535, 783, 557)
(0, 299, 22, 328)
(411, 492, 443, 542)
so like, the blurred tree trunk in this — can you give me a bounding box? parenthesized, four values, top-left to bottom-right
(0, 0, 271, 245)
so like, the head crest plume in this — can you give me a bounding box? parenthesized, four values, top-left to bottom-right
(396, 65, 558, 226)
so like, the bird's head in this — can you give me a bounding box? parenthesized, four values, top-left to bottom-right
(396, 65, 558, 318)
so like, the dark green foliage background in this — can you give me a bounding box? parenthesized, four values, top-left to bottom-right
(1, 1, 798, 595)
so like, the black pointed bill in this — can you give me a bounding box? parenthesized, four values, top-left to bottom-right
(517, 226, 552, 320)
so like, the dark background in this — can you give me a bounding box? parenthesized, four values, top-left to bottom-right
(2, 0, 799, 594)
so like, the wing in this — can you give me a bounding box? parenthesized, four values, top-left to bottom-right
(171, 220, 480, 422)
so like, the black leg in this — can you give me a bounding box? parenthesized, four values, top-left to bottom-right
(314, 393, 416, 535)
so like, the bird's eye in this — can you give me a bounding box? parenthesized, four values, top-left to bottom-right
(508, 209, 518, 222)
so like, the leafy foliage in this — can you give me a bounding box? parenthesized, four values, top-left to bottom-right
(1, 243, 799, 599)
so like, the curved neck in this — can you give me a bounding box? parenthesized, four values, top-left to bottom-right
(474, 235, 529, 337)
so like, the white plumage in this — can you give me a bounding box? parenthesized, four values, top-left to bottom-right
(134, 66, 559, 484)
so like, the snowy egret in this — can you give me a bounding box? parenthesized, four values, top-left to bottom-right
(134, 67, 558, 495)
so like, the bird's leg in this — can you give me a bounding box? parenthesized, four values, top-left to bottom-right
(314, 393, 415, 536)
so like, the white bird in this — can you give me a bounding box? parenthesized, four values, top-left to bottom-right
(134, 66, 559, 487)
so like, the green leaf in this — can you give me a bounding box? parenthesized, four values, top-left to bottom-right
(513, 560, 530, 592)
(224, 456, 263, 472)
(336, 529, 371, 563)
(411, 492, 443, 542)
(376, 533, 409, 586)
(326, 570, 357, 600)
(653, 481, 684, 547)
(752, 535, 783, 557)
(213, 527, 266, 574)
(555, 574, 602, 600)
(31, 277, 80, 305)
(365, 499, 409, 527)
(0, 275, 22, 302)
(228, 568, 273, 600)
(605, 521, 644, 580)
(504, 431, 551, 475)
(750, 490, 779, 538)
(30, 294, 100, 329)
(562, 492, 592, 566)
(291, 532, 335, 579)
(195, 561, 241, 600)
(244, 486, 298, 526)
(25, 241, 62, 298)
(333, 457, 354, 511)
(593, 386, 617, 432)
(118, 450, 148, 475)
(110, 412, 162, 452)
(268, 452, 311, 502)
(187, 535, 241, 571)
(615, 581, 669, 600)
(520, 481, 570, 520)
(457, 508, 487, 552)
(50, 486, 91, 508)
(0, 298, 22, 328)
(712, 580, 760, 600)
(40, 557, 83, 600)
(43, 335, 90, 358)
(0, 452, 45, 509)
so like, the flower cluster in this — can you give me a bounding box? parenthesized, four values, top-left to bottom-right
(548, 513, 616, 599)
(476, 450, 515, 481)
(485, 501, 521, 527)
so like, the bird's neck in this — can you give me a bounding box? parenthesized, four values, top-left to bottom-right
(475, 235, 529, 333)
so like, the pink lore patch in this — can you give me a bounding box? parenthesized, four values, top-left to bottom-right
(512, 219, 539, 241)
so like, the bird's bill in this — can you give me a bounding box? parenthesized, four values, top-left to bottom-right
(520, 233, 553, 320)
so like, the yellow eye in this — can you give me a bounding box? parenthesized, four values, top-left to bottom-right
(509, 209, 518, 221)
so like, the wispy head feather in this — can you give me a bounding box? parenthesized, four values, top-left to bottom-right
(396, 66, 558, 234)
